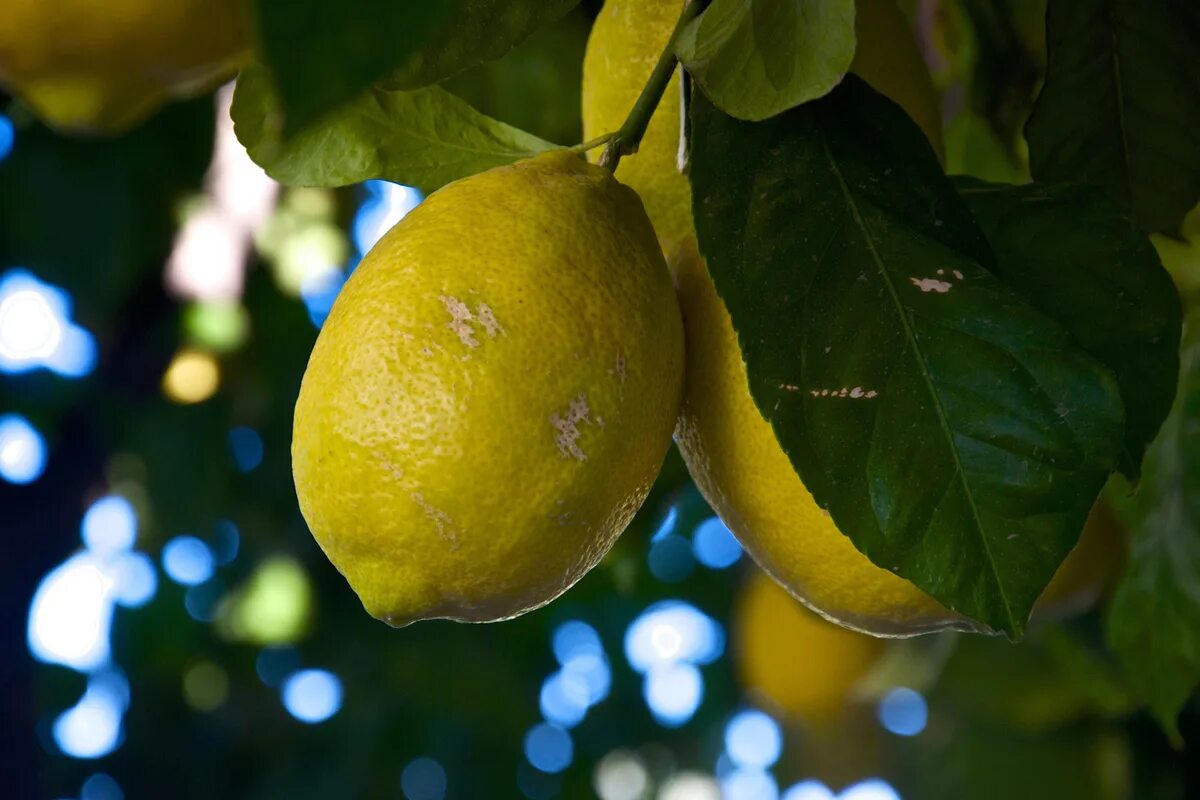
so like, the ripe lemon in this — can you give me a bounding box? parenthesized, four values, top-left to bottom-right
(581, 0, 945, 251)
(734, 569, 886, 725)
(582, 0, 693, 251)
(0, 0, 250, 134)
(588, 0, 1120, 635)
(292, 150, 684, 626)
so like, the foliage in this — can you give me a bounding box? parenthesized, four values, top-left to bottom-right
(3, 0, 1200, 797)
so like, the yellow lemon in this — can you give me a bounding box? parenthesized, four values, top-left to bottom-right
(581, 0, 945, 251)
(0, 0, 250, 134)
(582, 0, 693, 251)
(1035, 500, 1126, 619)
(734, 569, 886, 725)
(292, 150, 684, 626)
(589, 0, 1118, 635)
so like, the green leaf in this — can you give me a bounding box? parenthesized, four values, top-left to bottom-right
(1106, 303, 1200, 745)
(935, 626, 1133, 732)
(231, 67, 556, 193)
(687, 77, 1125, 637)
(675, 0, 856, 121)
(252, 0, 578, 133)
(1025, 0, 1200, 235)
(956, 178, 1182, 480)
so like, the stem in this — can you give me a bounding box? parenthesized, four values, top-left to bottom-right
(598, 0, 705, 172)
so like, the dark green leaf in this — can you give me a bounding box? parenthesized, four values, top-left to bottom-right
(231, 67, 556, 193)
(1025, 0, 1200, 235)
(252, 0, 578, 133)
(957, 178, 1182, 479)
(1106, 303, 1200, 744)
(898, 719, 1131, 800)
(935, 626, 1133, 732)
(688, 77, 1125, 637)
(675, 0, 856, 121)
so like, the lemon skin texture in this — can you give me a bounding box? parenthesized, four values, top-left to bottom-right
(292, 151, 684, 626)
(735, 569, 886, 725)
(582, 0, 693, 251)
(0, 0, 249, 134)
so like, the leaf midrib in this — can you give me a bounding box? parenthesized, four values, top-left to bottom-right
(816, 135, 1018, 634)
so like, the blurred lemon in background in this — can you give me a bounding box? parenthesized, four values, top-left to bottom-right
(0, 0, 250, 134)
(735, 569, 886, 725)
(292, 150, 684, 626)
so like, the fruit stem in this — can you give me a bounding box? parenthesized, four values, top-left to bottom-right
(598, 0, 705, 173)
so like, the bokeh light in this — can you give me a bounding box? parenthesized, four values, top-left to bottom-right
(184, 301, 249, 353)
(28, 553, 114, 671)
(721, 768, 779, 800)
(0, 413, 47, 484)
(80, 772, 124, 800)
(691, 517, 742, 569)
(53, 676, 128, 759)
(299, 266, 347, 328)
(217, 556, 311, 644)
(109, 552, 158, 609)
(255, 646, 301, 687)
(281, 669, 343, 723)
(353, 181, 423, 255)
(227, 426, 264, 472)
(162, 349, 220, 404)
(184, 580, 225, 622)
(658, 772, 721, 800)
(212, 520, 241, 565)
(161, 536, 216, 586)
(0, 113, 14, 161)
(540, 670, 590, 728)
(648, 534, 695, 582)
(0, 269, 97, 377)
(552, 620, 603, 664)
(624, 601, 724, 674)
(183, 661, 230, 711)
(725, 709, 783, 769)
(401, 757, 448, 800)
(593, 750, 648, 800)
(782, 781, 836, 800)
(839, 780, 903, 800)
(81, 495, 138, 555)
(524, 722, 573, 774)
(877, 688, 927, 737)
(644, 662, 704, 727)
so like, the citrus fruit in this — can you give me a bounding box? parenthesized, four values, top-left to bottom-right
(586, 0, 1119, 635)
(735, 569, 886, 724)
(582, 0, 693, 251)
(291, 150, 684, 626)
(581, 0, 946, 251)
(0, 0, 250, 134)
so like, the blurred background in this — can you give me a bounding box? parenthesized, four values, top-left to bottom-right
(2, 1, 1198, 799)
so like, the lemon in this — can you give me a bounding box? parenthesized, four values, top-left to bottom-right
(734, 569, 886, 725)
(1035, 500, 1126, 620)
(588, 0, 1119, 635)
(0, 0, 250, 134)
(292, 150, 684, 626)
(581, 0, 945, 251)
(582, 0, 693, 251)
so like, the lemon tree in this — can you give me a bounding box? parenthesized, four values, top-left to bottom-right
(182, 0, 1200, 740)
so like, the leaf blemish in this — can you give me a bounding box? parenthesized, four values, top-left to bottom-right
(810, 386, 878, 399)
(909, 277, 954, 294)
